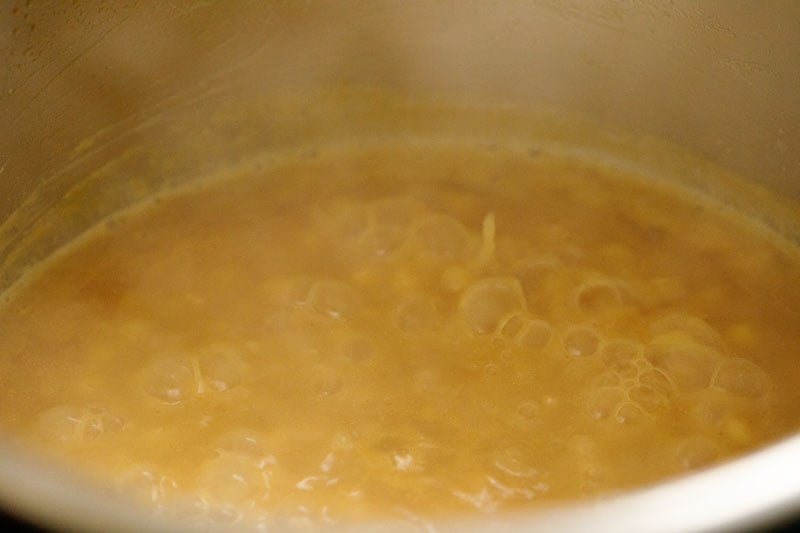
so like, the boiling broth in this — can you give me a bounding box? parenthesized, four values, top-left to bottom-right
(1, 142, 799, 528)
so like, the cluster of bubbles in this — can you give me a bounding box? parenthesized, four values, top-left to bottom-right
(29, 192, 776, 525)
(583, 312, 769, 428)
(114, 429, 276, 529)
(262, 277, 366, 328)
(196, 430, 274, 505)
(452, 446, 549, 513)
(138, 345, 244, 405)
(317, 195, 773, 484)
(116, 463, 178, 509)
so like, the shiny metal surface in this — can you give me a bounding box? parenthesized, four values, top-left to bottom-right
(1, 1, 799, 531)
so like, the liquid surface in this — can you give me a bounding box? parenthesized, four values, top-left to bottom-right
(1, 143, 800, 529)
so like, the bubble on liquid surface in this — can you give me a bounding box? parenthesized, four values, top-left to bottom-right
(394, 295, 443, 334)
(82, 406, 125, 438)
(497, 313, 526, 339)
(358, 225, 406, 259)
(691, 395, 730, 433)
(411, 214, 473, 261)
(713, 358, 769, 398)
(196, 348, 242, 393)
(650, 313, 723, 349)
(460, 278, 526, 334)
(36, 405, 125, 442)
(309, 280, 362, 320)
(562, 326, 600, 357)
(628, 385, 667, 412)
(644, 334, 722, 393)
(492, 447, 539, 479)
(608, 359, 640, 380)
(615, 402, 647, 425)
(214, 429, 271, 460)
(602, 339, 640, 367)
(517, 319, 553, 351)
(142, 346, 245, 402)
(141, 356, 195, 404)
(197, 455, 265, 503)
(586, 387, 626, 420)
(595, 371, 622, 388)
(575, 279, 626, 314)
(117, 463, 177, 504)
(639, 368, 673, 397)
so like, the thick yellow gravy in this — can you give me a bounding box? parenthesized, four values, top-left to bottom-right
(1, 142, 800, 528)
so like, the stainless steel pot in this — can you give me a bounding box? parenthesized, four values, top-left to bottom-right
(1, 1, 799, 531)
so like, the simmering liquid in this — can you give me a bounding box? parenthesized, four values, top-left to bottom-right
(1, 142, 799, 528)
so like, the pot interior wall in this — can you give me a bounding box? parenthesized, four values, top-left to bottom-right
(2, 1, 799, 208)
